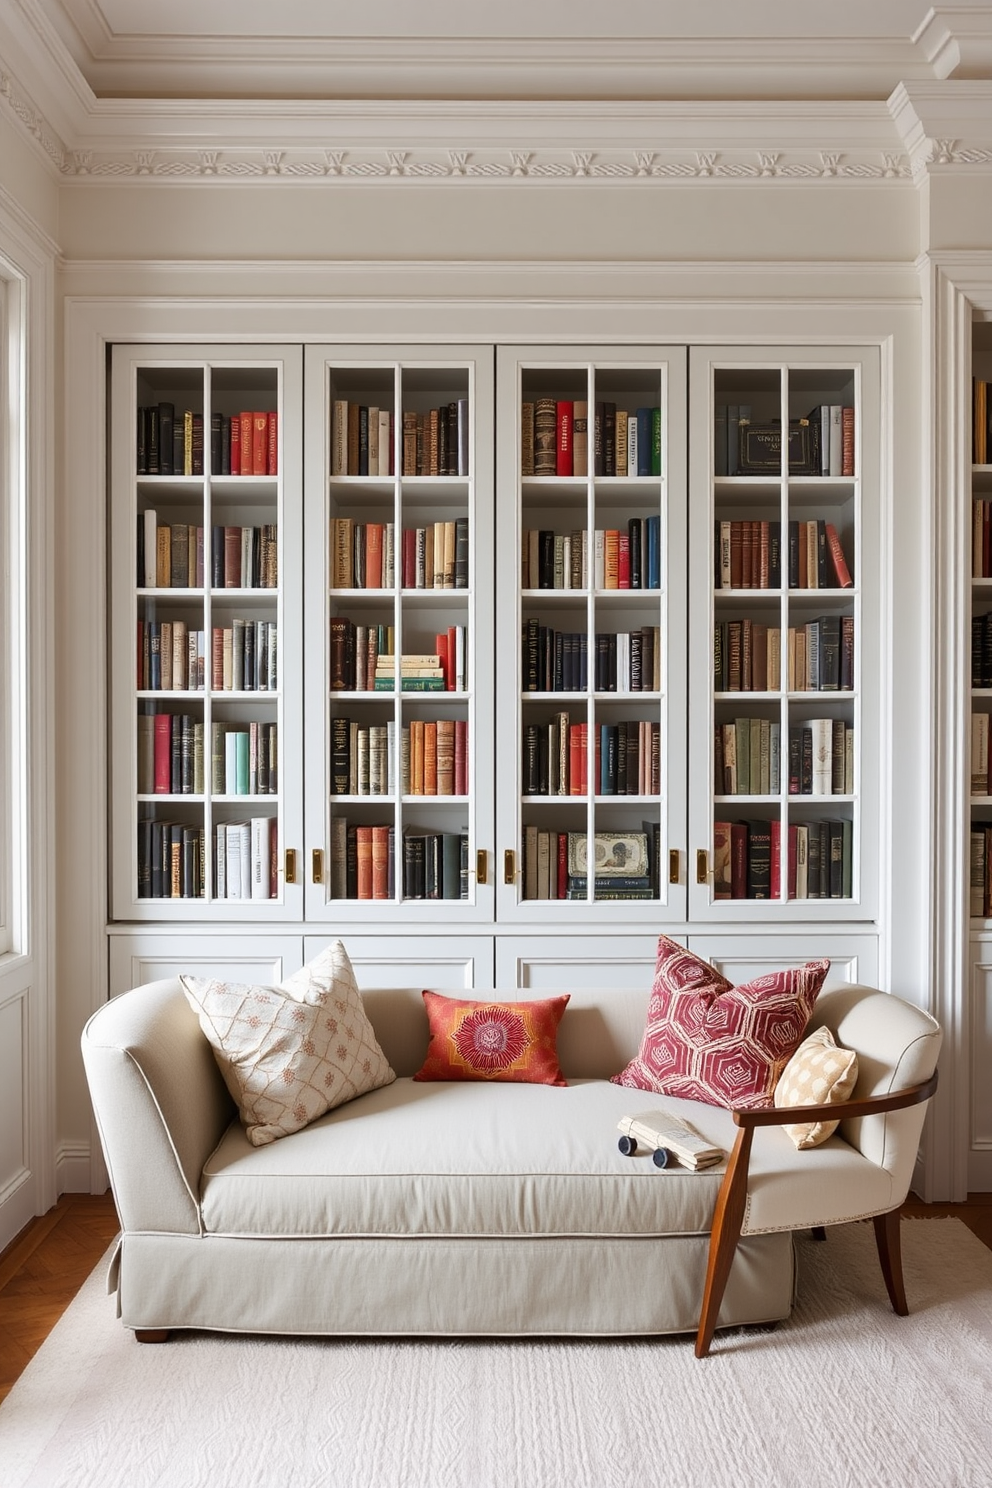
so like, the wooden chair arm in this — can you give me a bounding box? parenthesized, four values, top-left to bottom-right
(730, 1068, 939, 1130)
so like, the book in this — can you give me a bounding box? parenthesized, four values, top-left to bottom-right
(616, 1110, 723, 1170)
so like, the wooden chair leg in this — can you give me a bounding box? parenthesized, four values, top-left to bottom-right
(695, 1127, 754, 1358)
(872, 1208, 908, 1316)
(134, 1328, 170, 1343)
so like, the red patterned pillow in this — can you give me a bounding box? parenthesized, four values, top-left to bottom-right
(612, 935, 829, 1110)
(413, 991, 570, 1085)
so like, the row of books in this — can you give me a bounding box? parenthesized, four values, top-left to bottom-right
(523, 718, 661, 797)
(521, 399, 662, 479)
(137, 620, 278, 693)
(138, 715, 278, 797)
(136, 817, 278, 901)
(138, 517, 278, 591)
(522, 520, 662, 591)
(331, 622, 466, 692)
(714, 615, 854, 694)
(329, 820, 469, 900)
(331, 717, 469, 797)
(329, 518, 470, 591)
(137, 406, 278, 478)
(330, 400, 470, 478)
(970, 824, 992, 916)
(522, 623, 661, 693)
(714, 405, 855, 478)
(522, 828, 659, 901)
(714, 718, 854, 797)
(714, 519, 853, 591)
(713, 817, 853, 900)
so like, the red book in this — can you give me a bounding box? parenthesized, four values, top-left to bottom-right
(556, 832, 568, 899)
(435, 632, 449, 690)
(365, 523, 383, 588)
(402, 527, 417, 589)
(153, 714, 172, 793)
(371, 825, 390, 900)
(617, 534, 631, 590)
(355, 825, 373, 900)
(267, 410, 278, 475)
(454, 719, 468, 796)
(787, 822, 798, 900)
(569, 724, 584, 795)
(252, 414, 268, 475)
(446, 625, 459, 691)
(841, 406, 855, 476)
(423, 722, 438, 795)
(579, 724, 588, 797)
(229, 413, 241, 475)
(239, 413, 253, 475)
(211, 627, 224, 690)
(824, 522, 854, 588)
(556, 401, 573, 477)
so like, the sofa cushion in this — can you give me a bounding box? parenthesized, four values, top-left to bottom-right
(612, 935, 830, 1110)
(413, 991, 569, 1085)
(774, 1025, 859, 1148)
(180, 941, 395, 1146)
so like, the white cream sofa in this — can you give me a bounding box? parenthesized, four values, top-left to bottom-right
(81, 977, 940, 1350)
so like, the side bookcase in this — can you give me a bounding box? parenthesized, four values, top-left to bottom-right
(109, 345, 304, 921)
(494, 346, 689, 923)
(302, 346, 495, 924)
(688, 346, 879, 921)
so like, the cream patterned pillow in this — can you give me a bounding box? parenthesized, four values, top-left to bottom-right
(774, 1025, 858, 1150)
(180, 940, 395, 1146)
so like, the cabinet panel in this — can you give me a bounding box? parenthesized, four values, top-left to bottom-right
(496, 935, 663, 991)
(108, 932, 305, 995)
(303, 347, 495, 925)
(313, 935, 494, 991)
(685, 933, 876, 987)
(495, 347, 689, 925)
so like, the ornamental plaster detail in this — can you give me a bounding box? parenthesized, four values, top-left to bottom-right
(51, 145, 916, 182)
(0, 70, 66, 171)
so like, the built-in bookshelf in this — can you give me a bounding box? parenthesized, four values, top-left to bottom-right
(303, 349, 495, 920)
(110, 347, 303, 918)
(969, 324, 992, 919)
(495, 349, 689, 919)
(688, 351, 877, 916)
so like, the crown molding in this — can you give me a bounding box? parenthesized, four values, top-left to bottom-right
(914, 5, 992, 79)
(889, 80, 992, 179)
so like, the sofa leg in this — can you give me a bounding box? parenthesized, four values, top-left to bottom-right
(134, 1329, 170, 1344)
(872, 1209, 908, 1316)
(695, 1126, 754, 1358)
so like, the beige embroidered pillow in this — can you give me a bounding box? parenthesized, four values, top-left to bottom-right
(774, 1025, 858, 1149)
(180, 940, 395, 1146)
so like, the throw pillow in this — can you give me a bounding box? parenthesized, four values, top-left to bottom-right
(180, 940, 395, 1146)
(413, 991, 570, 1085)
(774, 1025, 859, 1148)
(611, 935, 830, 1110)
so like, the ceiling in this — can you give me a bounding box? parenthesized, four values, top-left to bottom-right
(22, 0, 992, 104)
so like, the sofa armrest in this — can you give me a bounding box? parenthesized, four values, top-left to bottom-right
(731, 1069, 939, 1131)
(82, 979, 236, 1236)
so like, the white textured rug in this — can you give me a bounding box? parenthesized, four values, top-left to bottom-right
(2, 1220, 992, 1488)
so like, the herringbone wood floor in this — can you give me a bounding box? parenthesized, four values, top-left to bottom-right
(0, 1189, 989, 1405)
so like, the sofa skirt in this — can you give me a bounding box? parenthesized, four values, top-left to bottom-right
(113, 1229, 795, 1338)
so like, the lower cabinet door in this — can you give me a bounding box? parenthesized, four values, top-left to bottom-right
(108, 932, 306, 996)
(495, 935, 665, 993)
(309, 935, 496, 992)
(685, 933, 878, 987)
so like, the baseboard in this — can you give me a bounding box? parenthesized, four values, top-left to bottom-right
(56, 1142, 94, 1195)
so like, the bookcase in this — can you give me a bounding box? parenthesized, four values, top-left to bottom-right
(301, 346, 495, 924)
(688, 348, 879, 921)
(109, 337, 879, 982)
(494, 347, 688, 923)
(970, 323, 992, 922)
(109, 345, 305, 921)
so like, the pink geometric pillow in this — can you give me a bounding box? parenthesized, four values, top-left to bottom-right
(612, 935, 829, 1110)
